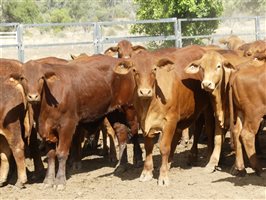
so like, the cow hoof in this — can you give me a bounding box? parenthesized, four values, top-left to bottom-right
(114, 164, 127, 174)
(72, 161, 82, 171)
(15, 182, 26, 189)
(187, 153, 198, 166)
(230, 166, 247, 177)
(31, 170, 45, 181)
(54, 184, 66, 191)
(41, 183, 53, 189)
(158, 177, 170, 186)
(139, 171, 153, 182)
(134, 160, 144, 168)
(204, 164, 217, 173)
(0, 180, 6, 187)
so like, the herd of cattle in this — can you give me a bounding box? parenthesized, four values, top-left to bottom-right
(0, 35, 265, 190)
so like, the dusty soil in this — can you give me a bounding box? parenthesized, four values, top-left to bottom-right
(0, 132, 266, 200)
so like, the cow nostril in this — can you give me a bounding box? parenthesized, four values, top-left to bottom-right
(147, 90, 151, 94)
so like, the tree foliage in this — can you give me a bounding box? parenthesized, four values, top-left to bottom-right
(2, 0, 41, 23)
(131, 0, 223, 48)
(0, 0, 135, 24)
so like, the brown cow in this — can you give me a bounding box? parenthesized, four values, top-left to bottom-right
(238, 40, 266, 57)
(69, 54, 142, 170)
(0, 58, 28, 187)
(230, 61, 266, 176)
(10, 55, 141, 189)
(184, 50, 254, 171)
(219, 35, 245, 50)
(104, 40, 146, 58)
(113, 45, 214, 185)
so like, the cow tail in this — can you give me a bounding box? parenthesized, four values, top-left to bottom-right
(228, 83, 235, 150)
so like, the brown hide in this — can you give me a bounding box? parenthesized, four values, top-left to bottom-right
(183, 49, 255, 170)
(14, 55, 136, 187)
(219, 35, 245, 50)
(104, 40, 146, 58)
(238, 40, 266, 57)
(0, 58, 27, 187)
(230, 63, 266, 176)
(114, 45, 211, 185)
(35, 56, 68, 65)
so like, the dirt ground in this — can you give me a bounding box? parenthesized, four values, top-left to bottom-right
(0, 132, 266, 200)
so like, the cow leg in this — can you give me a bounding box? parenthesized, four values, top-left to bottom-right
(188, 115, 205, 165)
(0, 135, 11, 187)
(54, 123, 76, 190)
(168, 129, 182, 167)
(29, 128, 45, 181)
(113, 123, 128, 173)
(5, 127, 27, 188)
(139, 133, 154, 182)
(203, 107, 215, 158)
(241, 120, 262, 176)
(68, 127, 83, 171)
(43, 143, 56, 188)
(102, 118, 117, 162)
(205, 118, 224, 172)
(230, 117, 246, 176)
(181, 128, 190, 147)
(158, 121, 177, 186)
(123, 105, 143, 167)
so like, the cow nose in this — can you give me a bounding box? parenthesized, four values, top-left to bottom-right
(138, 88, 152, 97)
(201, 81, 215, 91)
(27, 93, 40, 102)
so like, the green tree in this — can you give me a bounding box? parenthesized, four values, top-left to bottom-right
(2, 0, 41, 23)
(132, 0, 223, 48)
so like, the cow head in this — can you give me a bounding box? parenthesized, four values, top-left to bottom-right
(104, 40, 146, 58)
(184, 51, 234, 92)
(113, 52, 174, 98)
(10, 60, 58, 104)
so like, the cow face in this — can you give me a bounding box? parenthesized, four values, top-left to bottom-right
(10, 61, 57, 104)
(184, 51, 233, 92)
(104, 40, 146, 58)
(114, 52, 174, 98)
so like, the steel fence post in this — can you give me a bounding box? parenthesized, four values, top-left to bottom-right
(17, 24, 24, 62)
(255, 16, 261, 40)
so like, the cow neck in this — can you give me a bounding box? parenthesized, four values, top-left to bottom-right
(133, 91, 153, 134)
(210, 66, 231, 128)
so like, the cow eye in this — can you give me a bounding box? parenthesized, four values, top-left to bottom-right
(20, 76, 25, 81)
(217, 64, 221, 69)
(152, 67, 157, 73)
(132, 68, 136, 73)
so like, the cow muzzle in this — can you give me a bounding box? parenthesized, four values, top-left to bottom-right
(137, 88, 153, 98)
(201, 81, 215, 92)
(27, 93, 41, 103)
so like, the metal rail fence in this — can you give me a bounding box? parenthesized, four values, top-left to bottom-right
(0, 16, 265, 62)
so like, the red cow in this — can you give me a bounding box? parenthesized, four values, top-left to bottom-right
(113, 45, 214, 185)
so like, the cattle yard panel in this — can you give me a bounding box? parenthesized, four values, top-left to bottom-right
(178, 16, 266, 46)
(0, 16, 265, 62)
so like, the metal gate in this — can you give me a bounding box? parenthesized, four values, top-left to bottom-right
(0, 16, 265, 62)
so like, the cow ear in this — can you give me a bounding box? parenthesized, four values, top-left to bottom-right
(44, 71, 59, 82)
(104, 46, 119, 57)
(156, 58, 175, 71)
(132, 45, 146, 54)
(184, 62, 200, 74)
(223, 60, 235, 69)
(113, 60, 133, 75)
(8, 73, 22, 85)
